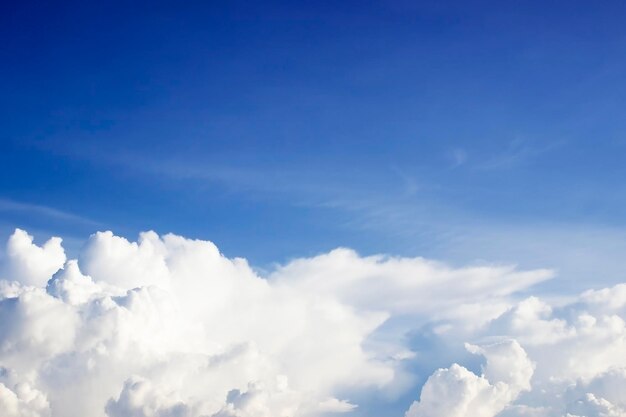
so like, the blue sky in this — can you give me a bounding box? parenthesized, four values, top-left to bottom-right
(2, 0, 626, 291)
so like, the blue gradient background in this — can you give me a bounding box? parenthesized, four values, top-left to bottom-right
(2, 0, 626, 294)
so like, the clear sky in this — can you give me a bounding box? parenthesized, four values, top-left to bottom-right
(2, 0, 626, 291)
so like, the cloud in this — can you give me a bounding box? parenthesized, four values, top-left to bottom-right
(477, 138, 559, 171)
(565, 393, 626, 417)
(405, 340, 533, 417)
(0, 229, 65, 287)
(448, 148, 468, 167)
(0, 380, 51, 417)
(406, 281, 626, 417)
(105, 376, 191, 417)
(0, 199, 98, 227)
(0, 229, 403, 417)
(1, 228, 626, 417)
(269, 248, 552, 317)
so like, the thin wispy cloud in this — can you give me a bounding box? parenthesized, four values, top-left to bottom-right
(477, 138, 564, 170)
(0, 198, 99, 227)
(447, 148, 468, 167)
(56, 148, 626, 295)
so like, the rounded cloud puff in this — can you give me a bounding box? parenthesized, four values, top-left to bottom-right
(405, 340, 534, 417)
(0, 229, 65, 288)
(0, 229, 626, 417)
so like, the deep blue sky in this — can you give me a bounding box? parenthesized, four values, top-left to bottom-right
(2, 0, 626, 290)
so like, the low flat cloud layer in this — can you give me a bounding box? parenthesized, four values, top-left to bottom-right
(0, 229, 625, 416)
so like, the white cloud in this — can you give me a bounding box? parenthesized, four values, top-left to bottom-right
(404, 340, 533, 417)
(0, 381, 51, 417)
(406, 280, 626, 417)
(566, 393, 626, 417)
(46, 260, 101, 305)
(2, 228, 626, 417)
(0, 229, 404, 417)
(105, 376, 191, 417)
(269, 248, 552, 317)
(0, 229, 65, 287)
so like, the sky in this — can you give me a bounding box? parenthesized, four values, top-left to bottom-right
(2, 2, 626, 417)
(3, 1, 626, 288)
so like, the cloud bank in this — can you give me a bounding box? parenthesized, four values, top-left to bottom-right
(0, 229, 624, 416)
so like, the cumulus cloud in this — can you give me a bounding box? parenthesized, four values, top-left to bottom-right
(1, 228, 626, 417)
(269, 248, 553, 317)
(405, 340, 533, 417)
(1, 229, 402, 417)
(408, 281, 626, 417)
(0, 229, 65, 287)
(0, 381, 50, 417)
(105, 376, 191, 417)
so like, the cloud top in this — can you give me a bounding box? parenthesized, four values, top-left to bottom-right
(0, 229, 624, 416)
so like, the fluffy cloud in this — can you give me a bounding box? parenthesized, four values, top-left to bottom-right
(1, 228, 626, 417)
(0, 229, 65, 287)
(0, 381, 50, 417)
(1, 230, 400, 417)
(269, 248, 553, 317)
(405, 340, 533, 417)
(105, 376, 191, 417)
(407, 281, 626, 417)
